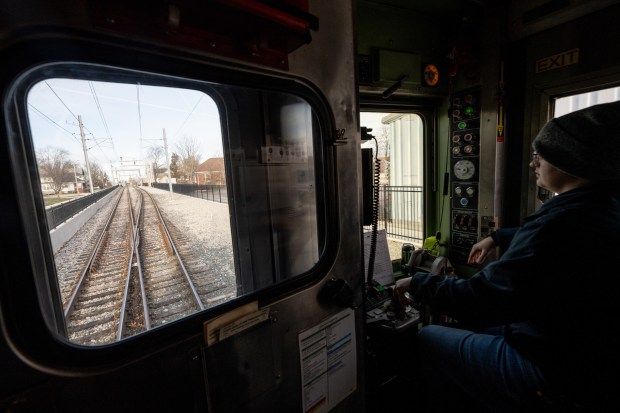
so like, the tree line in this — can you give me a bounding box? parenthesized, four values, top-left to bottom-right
(37, 136, 211, 196)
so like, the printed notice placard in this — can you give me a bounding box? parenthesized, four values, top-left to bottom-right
(298, 308, 357, 413)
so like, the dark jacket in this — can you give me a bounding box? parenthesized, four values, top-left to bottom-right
(411, 182, 620, 409)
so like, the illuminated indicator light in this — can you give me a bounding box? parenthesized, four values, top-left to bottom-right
(464, 106, 475, 116)
(452, 147, 461, 155)
(460, 198, 469, 206)
(452, 135, 461, 142)
(464, 145, 474, 154)
(458, 121, 468, 129)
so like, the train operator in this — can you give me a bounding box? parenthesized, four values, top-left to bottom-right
(395, 101, 620, 412)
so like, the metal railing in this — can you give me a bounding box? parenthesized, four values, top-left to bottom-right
(151, 183, 228, 204)
(365, 185, 424, 243)
(150, 183, 420, 241)
(46, 186, 119, 230)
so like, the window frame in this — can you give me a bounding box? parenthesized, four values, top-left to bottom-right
(0, 37, 338, 374)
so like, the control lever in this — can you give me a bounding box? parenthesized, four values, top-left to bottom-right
(391, 287, 417, 320)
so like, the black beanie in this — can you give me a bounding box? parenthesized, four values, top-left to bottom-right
(532, 100, 620, 181)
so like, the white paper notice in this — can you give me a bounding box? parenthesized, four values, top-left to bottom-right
(299, 308, 357, 413)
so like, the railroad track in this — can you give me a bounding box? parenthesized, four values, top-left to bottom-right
(120, 187, 204, 338)
(64, 187, 132, 345)
(61, 185, 229, 345)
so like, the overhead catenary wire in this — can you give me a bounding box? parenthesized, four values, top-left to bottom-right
(28, 103, 80, 142)
(173, 94, 204, 138)
(89, 81, 117, 158)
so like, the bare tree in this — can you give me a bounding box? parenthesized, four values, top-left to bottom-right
(145, 145, 166, 180)
(37, 146, 74, 197)
(170, 153, 180, 179)
(175, 136, 202, 183)
(89, 161, 109, 189)
(378, 125, 391, 185)
(377, 125, 390, 158)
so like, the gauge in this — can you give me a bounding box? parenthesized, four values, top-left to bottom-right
(423, 63, 440, 86)
(453, 159, 476, 180)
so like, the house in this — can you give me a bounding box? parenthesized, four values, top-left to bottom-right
(155, 172, 176, 184)
(40, 175, 86, 195)
(194, 158, 225, 185)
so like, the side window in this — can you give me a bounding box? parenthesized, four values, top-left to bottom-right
(23, 69, 326, 346)
(361, 112, 425, 260)
(536, 85, 620, 204)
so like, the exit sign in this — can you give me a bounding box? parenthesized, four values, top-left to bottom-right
(536, 48, 579, 73)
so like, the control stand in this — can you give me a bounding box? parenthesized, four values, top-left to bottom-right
(364, 281, 420, 331)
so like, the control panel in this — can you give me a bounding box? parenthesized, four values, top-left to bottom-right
(449, 89, 480, 265)
(365, 281, 420, 331)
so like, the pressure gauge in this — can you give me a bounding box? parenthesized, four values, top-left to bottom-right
(453, 159, 476, 180)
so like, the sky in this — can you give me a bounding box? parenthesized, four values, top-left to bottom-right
(27, 78, 223, 181)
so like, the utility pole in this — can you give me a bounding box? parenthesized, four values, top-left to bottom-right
(78, 115, 94, 194)
(73, 164, 78, 194)
(163, 128, 173, 195)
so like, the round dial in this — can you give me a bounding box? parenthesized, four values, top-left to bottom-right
(453, 159, 476, 180)
(423, 64, 439, 86)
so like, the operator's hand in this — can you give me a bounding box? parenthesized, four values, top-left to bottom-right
(393, 277, 413, 309)
(394, 277, 412, 296)
(467, 236, 495, 264)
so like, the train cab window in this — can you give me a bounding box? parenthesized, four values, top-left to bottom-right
(554, 85, 620, 116)
(536, 85, 620, 204)
(17, 66, 327, 346)
(361, 111, 425, 258)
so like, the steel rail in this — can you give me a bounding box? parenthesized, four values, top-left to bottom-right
(140, 188, 205, 311)
(116, 187, 151, 340)
(63, 187, 125, 321)
(133, 190, 151, 330)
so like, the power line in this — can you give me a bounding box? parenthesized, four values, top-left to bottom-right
(173, 94, 204, 138)
(137, 83, 143, 144)
(45, 80, 80, 123)
(89, 82, 115, 149)
(28, 103, 80, 142)
(45, 80, 102, 140)
(89, 81, 117, 160)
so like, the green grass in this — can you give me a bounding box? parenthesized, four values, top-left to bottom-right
(44, 197, 68, 207)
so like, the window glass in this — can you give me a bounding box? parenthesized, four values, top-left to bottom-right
(554, 86, 620, 116)
(361, 112, 424, 260)
(27, 75, 322, 346)
(536, 86, 620, 204)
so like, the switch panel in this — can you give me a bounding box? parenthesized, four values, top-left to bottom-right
(450, 88, 481, 265)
